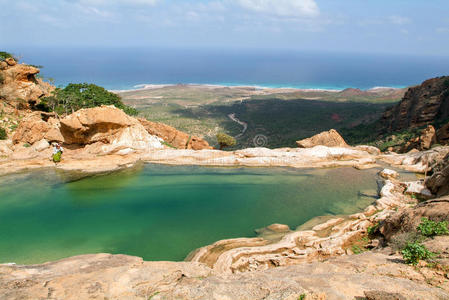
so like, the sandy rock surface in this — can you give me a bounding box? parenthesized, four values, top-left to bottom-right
(1, 251, 447, 300)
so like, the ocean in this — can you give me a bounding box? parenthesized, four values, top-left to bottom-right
(9, 47, 449, 91)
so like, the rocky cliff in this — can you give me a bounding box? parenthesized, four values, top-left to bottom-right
(0, 58, 53, 108)
(380, 76, 449, 133)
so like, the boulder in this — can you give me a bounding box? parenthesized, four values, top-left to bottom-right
(59, 106, 163, 154)
(138, 118, 212, 150)
(0, 140, 12, 156)
(400, 125, 437, 152)
(379, 197, 449, 240)
(32, 139, 50, 152)
(426, 152, 449, 197)
(379, 169, 399, 180)
(60, 106, 135, 144)
(404, 181, 433, 199)
(354, 145, 381, 155)
(296, 129, 348, 148)
(12, 113, 52, 144)
(12, 113, 62, 144)
(437, 122, 449, 145)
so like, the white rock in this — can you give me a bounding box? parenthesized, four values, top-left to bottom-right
(0, 140, 13, 156)
(379, 169, 399, 179)
(32, 139, 50, 152)
(404, 181, 433, 199)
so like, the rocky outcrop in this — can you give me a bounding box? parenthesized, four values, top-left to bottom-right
(379, 76, 449, 133)
(11, 106, 164, 156)
(426, 152, 449, 197)
(1, 251, 447, 299)
(0, 58, 53, 108)
(296, 129, 348, 148)
(379, 197, 449, 241)
(143, 146, 377, 169)
(186, 174, 416, 274)
(437, 121, 449, 145)
(380, 146, 449, 173)
(12, 112, 62, 144)
(138, 118, 212, 150)
(399, 125, 437, 153)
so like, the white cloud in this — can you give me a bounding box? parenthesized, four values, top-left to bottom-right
(388, 15, 410, 25)
(235, 0, 319, 17)
(79, 0, 160, 6)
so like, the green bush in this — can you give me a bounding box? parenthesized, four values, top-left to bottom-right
(0, 51, 14, 61)
(0, 127, 7, 140)
(216, 133, 236, 150)
(367, 222, 379, 236)
(401, 242, 435, 265)
(40, 83, 138, 116)
(417, 218, 449, 237)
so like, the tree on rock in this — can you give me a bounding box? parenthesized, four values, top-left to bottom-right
(40, 83, 138, 116)
(216, 133, 236, 150)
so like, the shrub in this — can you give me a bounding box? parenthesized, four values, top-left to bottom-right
(401, 242, 435, 265)
(417, 218, 449, 237)
(40, 83, 138, 116)
(0, 127, 6, 140)
(367, 222, 379, 236)
(216, 133, 236, 150)
(390, 231, 423, 251)
(0, 51, 14, 61)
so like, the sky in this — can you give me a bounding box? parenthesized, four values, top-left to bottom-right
(1, 0, 449, 56)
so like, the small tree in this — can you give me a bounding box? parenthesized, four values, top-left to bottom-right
(39, 83, 138, 116)
(0, 51, 14, 61)
(216, 133, 236, 150)
(0, 127, 7, 140)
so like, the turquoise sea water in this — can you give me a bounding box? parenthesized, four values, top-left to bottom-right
(0, 164, 382, 264)
(8, 47, 449, 90)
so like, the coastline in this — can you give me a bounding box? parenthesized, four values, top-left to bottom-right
(110, 82, 406, 94)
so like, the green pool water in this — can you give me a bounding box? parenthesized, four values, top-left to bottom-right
(0, 164, 383, 264)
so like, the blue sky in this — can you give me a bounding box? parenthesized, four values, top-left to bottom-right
(1, 0, 449, 56)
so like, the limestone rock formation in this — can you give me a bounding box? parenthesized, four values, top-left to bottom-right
(426, 152, 449, 197)
(380, 146, 449, 173)
(59, 106, 163, 154)
(1, 251, 448, 299)
(186, 176, 417, 274)
(437, 121, 449, 145)
(12, 112, 62, 144)
(401, 125, 437, 152)
(138, 118, 212, 150)
(11, 106, 163, 156)
(296, 129, 348, 148)
(380, 197, 449, 241)
(379, 76, 449, 132)
(0, 58, 53, 108)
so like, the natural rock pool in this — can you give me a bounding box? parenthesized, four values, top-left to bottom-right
(0, 164, 385, 264)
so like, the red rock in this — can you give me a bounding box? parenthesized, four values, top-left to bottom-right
(296, 129, 348, 148)
(138, 118, 212, 150)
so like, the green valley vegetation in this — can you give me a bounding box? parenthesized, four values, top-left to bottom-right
(216, 133, 236, 150)
(39, 83, 138, 116)
(119, 85, 399, 149)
